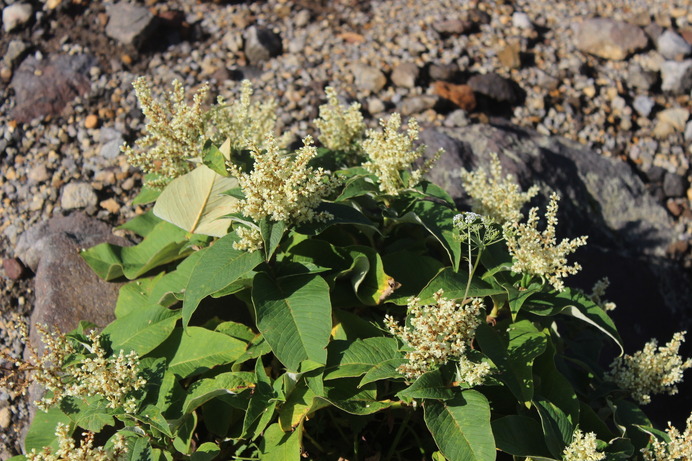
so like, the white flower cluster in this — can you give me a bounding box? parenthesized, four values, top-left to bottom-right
(27, 326, 145, 413)
(588, 277, 616, 311)
(461, 153, 539, 225)
(122, 77, 209, 188)
(504, 193, 588, 291)
(642, 413, 692, 460)
(207, 79, 286, 152)
(385, 290, 490, 382)
(226, 135, 340, 251)
(606, 331, 692, 405)
(314, 87, 365, 152)
(361, 114, 441, 195)
(562, 429, 605, 461)
(27, 423, 127, 461)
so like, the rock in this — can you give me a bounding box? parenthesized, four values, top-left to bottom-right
(61, 182, 98, 209)
(428, 63, 457, 81)
(644, 22, 664, 42)
(15, 213, 128, 353)
(294, 10, 311, 28)
(657, 30, 692, 60)
(105, 2, 158, 48)
(84, 114, 99, 129)
(400, 95, 437, 115)
(443, 109, 469, 127)
(366, 97, 385, 114)
(100, 198, 121, 214)
(10, 54, 96, 123)
(3, 40, 28, 68)
(467, 72, 524, 105)
(685, 120, 692, 142)
(352, 63, 387, 94)
(663, 172, 687, 197)
(2, 258, 25, 280)
(222, 31, 242, 53)
(244, 26, 282, 64)
(391, 62, 419, 88)
(654, 108, 690, 138)
(2, 3, 32, 33)
(0, 407, 10, 429)
(660, 59, 692, 93)
(432, 18, 471, 35)
(433, 81, 476, 111)
(498, 42, 521, 69)
(632, 95, 655, 117)
(573, 18, 649, 60)
(512, 12, 533, 30)
(628, 64, 658, 91)
(27, 164, 50, 183)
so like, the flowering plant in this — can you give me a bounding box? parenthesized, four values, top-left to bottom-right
(4, 82, 691, 461)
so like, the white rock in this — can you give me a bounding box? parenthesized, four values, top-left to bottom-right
(661, 59, 692, 93)
(512, 12, 533, 30)
(657, 30, 692, 60)
(632, 95, 655, 117)
(0, 407, 10, 429)
(61, 182, 98, 209)
(684, 120, 692, 142)
(2, 3, 33, 33)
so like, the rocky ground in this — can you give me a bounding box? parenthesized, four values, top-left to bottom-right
(1, 0, 691, 457)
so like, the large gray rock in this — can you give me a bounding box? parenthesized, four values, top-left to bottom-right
(660, 59, 692, 93)
(657, 29, 692, 60)
(15, 213, 129, 349)
(420, 122, 692, 348)
(105, 2, 157, 48)
(573, 18, 649, 60)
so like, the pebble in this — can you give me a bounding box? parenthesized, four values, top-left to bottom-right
(660, 59, 692, 93)
(633, 95, 655, 117)
(27, 164, 50, 183)
(685, 120, 692, 142)
(366, 97, 386, 115)
(61, 182, 98, 209)
(657, 30, 692, 60)
(498, 42, 521, 69)
(400, 95, 437, 115)
(663, 172, 688, 197)
(573, 18, 649, 60)
(2, 258, 25, 280)
(512, 12, 533, 30)
(244, 26, 283, 64)
(352, 63, 387, 94)
(433, 81, 476, 111)
(0, 407, 10, 429)
(468, 73, 523, 104)
(654, 107, 690, 138)
(100, 198, 121, 214)
(391, 62, 419, 88)
(3, 40, 28, 68)
(628, 64, 658, 91)
(84, 114, 99, 129)
(2, 3, 32, 33)
(428, 63, 457, 81)
(105, 2, 157, 48)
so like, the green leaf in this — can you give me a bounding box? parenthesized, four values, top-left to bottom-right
(182, 371, 255, 414)
(424, 390, 495, 461)
(335, 175, 379, 201)
(414, 180, 456, 205)
(215, 321, 256, 342)
(243, 358, 277, 438)
(475, 320, 547, 404)
(133, 404, 174, 438)
(324, 337, 401, 380)
(342, 246, 395, 305)
(321, 379, 393, 415)
(118, 210, 161, 237)
(81, 221, 190, 281)
(160, 327, 247, 378)
(332, 308, 384, 340)
(153, 165, 239, 237)
(172, 412, 197, 455)
(132, 184, 161, 205)
(259, 218, 286, 261)
(182, 232, 263, 328)
(504, 285, 540, 321)
(116, 276, 163, 318)
(417, 268, 504, 304)
(149, 248, 208, 307)
(397, 368, 455, 401)
(533, 396, 574, 458)
(279, 381, 329, 430)
(101, 304, 180, 356)
(359, 358, 406, 386)
(260, 423, 303, 461)
(382, 250, 444, 305)
(492, 415, 553, 458)
(533, 338, 579, 425)
(252, 273, 332, 371)
(296, 202, 380, 236)
(191, 442, 222, 461)
(24, 406, 73, 452)
(202, 138, 231, 177)
(395, 200, 462, 270)
(60, 395, 114, 432)
(128, 436, 154, 461)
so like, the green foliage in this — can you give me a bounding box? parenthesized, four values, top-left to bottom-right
(19, 96, 691, 461)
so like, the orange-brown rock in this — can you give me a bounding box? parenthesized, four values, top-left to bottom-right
(433, 81, 476, 111)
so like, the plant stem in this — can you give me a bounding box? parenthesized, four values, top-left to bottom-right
(384, 410, 412, 461)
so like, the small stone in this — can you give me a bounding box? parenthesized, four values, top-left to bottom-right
(400, 95, 437, 115)
(467, 73, 523, 105)
(244, 26, 282, 65)
(121, 177, 135, 191)
(28, 164, 50, 183)
(391, 62, 419, 88)
(352, 63, 387, 94)
(2, 3, 32, 33)
(657, 30, 692, 60)
(294, 10, 311, 28)
(660, 59, 692, 93)
(0, 66, 12, 82)
(3, 40, 28, 68)
(46, 0, 62, 9)
(433, 81, 476, 111)
(512, 12, 533, 30)
(644, 22, 664, 42)
(366, 97, 385, 114)
(0, 407, 10, 429)
(498, 42, 521, 69)
(428, 63, 457, 81)
(663, 172, 688, 197)
(573, 18, 649, 60)
(684, 120, 692, 142)
(628, 64, 658, 91)
(632, 95, 655, 117)
(432, 18, 471, 35)
(2, 258, 25, 280)
(659, 108, 689, 129)
(61, 182, 98, 209)
(222, 31, 242, 53)
(105, 3, 157, 48)
(100, 198, 121, 214)
(443, 109, 469, 127)
(84, 114, 99, 129)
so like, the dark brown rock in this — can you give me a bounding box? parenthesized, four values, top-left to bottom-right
(467, 72, 524, 105)
(433, 81, 476, 111)
(10, 54, 96, 123)
(2, 258, 25, 280)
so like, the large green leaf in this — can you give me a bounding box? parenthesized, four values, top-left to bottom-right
(533, 396, 574, 458)
(60, 395, 114, 433)
(492, 415, 553, 459)
(149, 248, 208, 307)
(382, 250, 444, 305)
(424, 391, 495, 461)
(158, 327, 247, 378)
(324, 337, 401, 380)
(182, 232, 263, 328)
(295, 202, 380, 236)
(279, 381, 329, 430)
(115, 275, 162, 318)
(101, 304, 180, 356)
(252, 273, 332, 371)
(533, 338, 579, 425)
(243, 358, 277, 438)
(24, 406, 72, 452)
(359, 359, 406, 386)
(475, 320, 547, 404)
(341, 246, 395, 305)
(397, 368, 455, 401)
(182, 372, 255, 414)
(417, 268, 504, 304)
(321, 379, 393, 415)
(153, 164, 239, 237)
(260, 423, 303, 461)
(81, 221, 190, 281)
